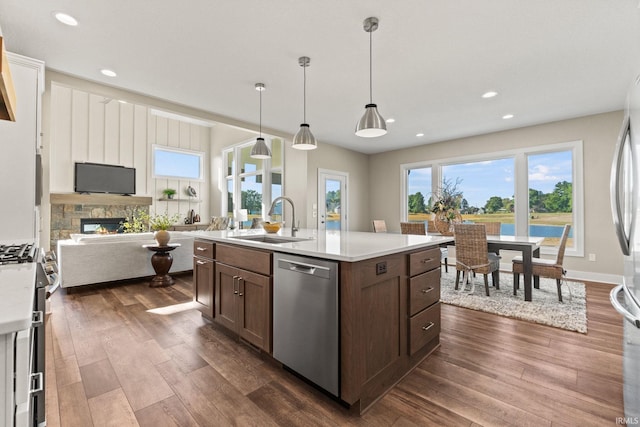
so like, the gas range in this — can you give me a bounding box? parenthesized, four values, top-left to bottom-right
(0, 243, 38, 265)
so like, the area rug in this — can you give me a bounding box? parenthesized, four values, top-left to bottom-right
(440, 271, 587, 333)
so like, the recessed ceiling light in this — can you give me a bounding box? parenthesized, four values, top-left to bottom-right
(482, 91, 498, 98)
(416, 133, 424, 137)
(53, 12, 78, 26)
(100, 69, 117, 77)
(502, 114, 514, 119)
(386, 118, 395, 123)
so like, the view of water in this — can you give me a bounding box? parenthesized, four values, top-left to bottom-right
(499, 223, 573, 238)
(323, 221, 571, 237)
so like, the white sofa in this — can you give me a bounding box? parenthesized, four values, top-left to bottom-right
(57, 232, 194, 288)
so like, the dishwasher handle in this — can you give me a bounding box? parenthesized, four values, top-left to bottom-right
(277, 258, 332, 279)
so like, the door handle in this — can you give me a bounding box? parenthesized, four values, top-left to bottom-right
(233, 275, 240, 294)
(610, 116, 631, 256)
(610, 284, 640, 328)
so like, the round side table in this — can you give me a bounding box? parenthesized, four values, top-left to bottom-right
(143, 243, 181, 287)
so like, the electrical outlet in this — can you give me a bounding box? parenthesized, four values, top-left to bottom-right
(588, 253, 596, 262)
(376, 261, 387, 275)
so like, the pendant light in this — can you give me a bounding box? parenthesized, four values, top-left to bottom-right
(292, 56, 317, 150)
(250, 83, 272, 159)
(355, 17, 387, 138)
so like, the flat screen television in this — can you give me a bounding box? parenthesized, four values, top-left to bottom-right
(74, 162, 136, 195)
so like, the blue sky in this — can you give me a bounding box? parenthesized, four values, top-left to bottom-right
(408, 150, 573, 208)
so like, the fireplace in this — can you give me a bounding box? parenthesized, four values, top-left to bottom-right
(80, 217, 125, 234)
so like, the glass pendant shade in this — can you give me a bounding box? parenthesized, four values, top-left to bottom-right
(250, 137, 271, 159)
(355, 103, 387, 137)
(292, 123, 317, 150)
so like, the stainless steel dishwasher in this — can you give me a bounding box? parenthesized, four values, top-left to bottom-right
(273, 253, 339, 397)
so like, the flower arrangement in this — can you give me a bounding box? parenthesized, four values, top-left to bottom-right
(120, 208, 149, 233)
(148, 212, 181, 231)
(120, 209, 180, 232)
(431, 177, 463, 222)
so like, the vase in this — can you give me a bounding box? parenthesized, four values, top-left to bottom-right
(154, 230, 171, 246)
(433, 211, 462, 236)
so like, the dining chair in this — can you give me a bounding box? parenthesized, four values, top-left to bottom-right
(427, 220, 449, 273)
(372, 220, 387, 233)
(482, 222, 501, 235)
(453, 223, 500, 296)
(400, 222, 426, 235)
(512, 224, 571, 302)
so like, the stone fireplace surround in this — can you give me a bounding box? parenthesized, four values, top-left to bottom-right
(50, 193, 152, 252)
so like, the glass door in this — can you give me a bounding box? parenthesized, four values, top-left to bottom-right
(318, 170, 347, 232)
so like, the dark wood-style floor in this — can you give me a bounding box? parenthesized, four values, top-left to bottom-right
(45, 273, 624, 426)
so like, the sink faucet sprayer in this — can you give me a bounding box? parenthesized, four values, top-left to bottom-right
(268, 196, 298, 237)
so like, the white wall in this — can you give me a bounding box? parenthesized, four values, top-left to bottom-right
(369, 111, 624, 280)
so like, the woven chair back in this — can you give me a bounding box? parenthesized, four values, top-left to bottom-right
(482, 222, 501, 235)
(427, 220, 438, 233)
(453, 223, 491, 274)
(400, 222, 426, 235)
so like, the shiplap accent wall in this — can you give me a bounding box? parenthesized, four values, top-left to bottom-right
(49, 82, 211, 224)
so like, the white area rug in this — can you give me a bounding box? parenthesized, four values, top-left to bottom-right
(440, 270, 587, 333)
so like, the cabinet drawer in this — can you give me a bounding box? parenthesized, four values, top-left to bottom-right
(408, 268, 441, 316)
(193, 240, 215, 259)
(408, 247, 441, 276)
(217, 244, 272, 276)
(409, 303, 441, 356)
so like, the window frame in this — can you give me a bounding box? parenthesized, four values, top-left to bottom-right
(222, 137, 284, 223)
(152, 145, 204, 181)
(401, 140, 584, 257)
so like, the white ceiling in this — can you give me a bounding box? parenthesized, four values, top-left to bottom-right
(1, 1, 639, 154)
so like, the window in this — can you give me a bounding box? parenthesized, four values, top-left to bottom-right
(153, 145, 204, 180)
(223, 138, 284, 227)
(401, 140, 583, 257)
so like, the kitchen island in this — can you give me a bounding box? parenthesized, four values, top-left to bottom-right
(189, 228, 453, 414)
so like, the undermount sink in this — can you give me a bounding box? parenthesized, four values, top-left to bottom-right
(228, 235, 311, 244)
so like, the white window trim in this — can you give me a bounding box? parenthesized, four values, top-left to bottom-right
(152, 144, 205, 181)
(400, 140, 584, 257)
(222, 137, 283, 222)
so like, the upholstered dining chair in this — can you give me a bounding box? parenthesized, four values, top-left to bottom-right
(427, 220, 449, 273)
(453, 223, 500, 296)
(372, 220, 387, 233)
(512, 224, 571, 302)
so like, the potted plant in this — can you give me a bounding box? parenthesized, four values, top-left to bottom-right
(430, 177, 464, 235)
(149, 212, 181, 245)
(162, 188, 177, 200)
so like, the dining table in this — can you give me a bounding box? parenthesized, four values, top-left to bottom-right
(434, 233, 544, 302)
(487, 235, 544, 302)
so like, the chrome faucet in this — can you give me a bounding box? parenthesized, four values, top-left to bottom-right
(268, 196, 298, 236)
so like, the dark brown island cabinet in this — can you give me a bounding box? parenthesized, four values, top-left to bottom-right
(192, 238, 442, 414)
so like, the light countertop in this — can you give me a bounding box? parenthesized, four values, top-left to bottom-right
(0, 262, 36, 335)
(188, 228, 454, 262)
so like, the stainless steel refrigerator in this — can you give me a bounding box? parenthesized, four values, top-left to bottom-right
(610, 75, 640, 420)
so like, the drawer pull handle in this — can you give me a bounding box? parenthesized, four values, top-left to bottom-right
(196, 260, 206, 265)
(421, 258, 435, 264)
(421, 287, 434, 294)
(196, 247, 207, 251)
(422, 322, 435, 332)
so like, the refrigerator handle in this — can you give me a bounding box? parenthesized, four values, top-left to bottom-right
(610, 285, 640, 328)
(610, 116, 631, 256)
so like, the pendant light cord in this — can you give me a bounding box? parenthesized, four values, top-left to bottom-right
(259, 88, 262, 138)
(369, 29, 373, 104)
(303, 63, 307, 122)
